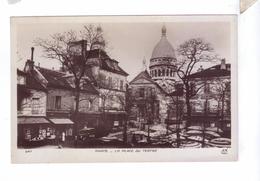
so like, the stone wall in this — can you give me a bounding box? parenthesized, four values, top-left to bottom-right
(18, 89, 47, 116)
(47, 88, 100, 114)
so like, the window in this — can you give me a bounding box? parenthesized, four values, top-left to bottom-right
(114, 121, 119, 127)
(158, 69, 161, 76)
(120, 80, 124, 91)
(139, 88, 145, 97)
(162, 69, 165, 76)
(24, 129, 31, 140)
(99, 97, 103, 107)
(108, 77, 112, 88)
(154, 70, 157, 77)
(66, 128, 73, 136)
(166, 69, 169, 76)
(55, 96, 61, 109)
(32, 97, 40, 114)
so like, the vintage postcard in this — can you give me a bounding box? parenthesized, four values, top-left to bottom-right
(11, 15, 237, 163)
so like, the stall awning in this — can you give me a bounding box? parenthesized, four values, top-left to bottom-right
(49, 118, 74, 125)
(18, 117, 50, 124)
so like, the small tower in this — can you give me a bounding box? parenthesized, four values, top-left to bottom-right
(91, 25, 105, 50)
(142, 57, 147, 71)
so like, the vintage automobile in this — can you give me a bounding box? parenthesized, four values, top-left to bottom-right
(78, 127, 96, 141)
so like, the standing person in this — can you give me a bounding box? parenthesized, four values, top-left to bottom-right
(62, 131, 66, 146)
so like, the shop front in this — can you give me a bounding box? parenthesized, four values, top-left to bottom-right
(49, 118, 74, 144)
(18, 116, 55, 147)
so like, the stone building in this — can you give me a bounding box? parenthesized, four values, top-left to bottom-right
(129, 70, 169, 127)
(17, 63, 54, 146)
(129, 25, 179, 126)
(187, 59, 231, 137)
(68, 30, 128, 134)
(35, 66, 99, 138)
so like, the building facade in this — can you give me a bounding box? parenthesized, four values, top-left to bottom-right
(129, 26, 178, 126)
(187, 59, 231, 137)
(68, 32, 128, 135)
(17, 65, 55, 147)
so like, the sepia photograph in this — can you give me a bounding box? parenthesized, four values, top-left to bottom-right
(11, 16, 237, 162)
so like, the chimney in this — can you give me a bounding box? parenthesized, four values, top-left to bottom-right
(31, 47, 34, 61)
(81, 40, 87, 59)
(220, 58, 226, 70)
(24, 47, 35, 73)
(197, 65, 203, 72)
(24, 59, 34, 73)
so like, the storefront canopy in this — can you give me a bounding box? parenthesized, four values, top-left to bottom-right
(49, 118, 74, 125)
(18, 117, 50, 124)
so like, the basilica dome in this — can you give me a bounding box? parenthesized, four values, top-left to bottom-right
(149, 25, 178, 87)
(150, 25, 176, 60)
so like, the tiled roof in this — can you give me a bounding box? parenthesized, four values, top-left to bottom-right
(36, 67, 72, 89)
(100, 58, 128, 76)
(36, 67, 98, 94)
(130, 70, 167, 94)
(130, 70, 152, 84)
(187, 64, 231, 79)
(17, 69, 46, 91)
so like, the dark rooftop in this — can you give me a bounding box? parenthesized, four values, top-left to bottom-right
(36, 67, 98, 94)
(17, 69, 46, 91)
(187, 63, 231, 79)
(36, 67, 72, 90)
(130, 70, 167, 94)
(74, 49, 128, 76)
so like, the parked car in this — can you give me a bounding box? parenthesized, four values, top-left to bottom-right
(78, 127, 96, 142)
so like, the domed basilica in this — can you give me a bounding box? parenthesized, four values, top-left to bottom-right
(129, 25, 178, 124)
(149, 25, 177, 92)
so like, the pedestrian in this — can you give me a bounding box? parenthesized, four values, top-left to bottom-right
(62, 132, 66, 144)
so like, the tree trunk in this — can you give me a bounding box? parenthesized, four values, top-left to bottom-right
(185, 93, 192, 128)
(221, 92, 225, 131)
(176, 95, 181, 148)
(123, 114, 128, 145)
(73, 80, 80, 147)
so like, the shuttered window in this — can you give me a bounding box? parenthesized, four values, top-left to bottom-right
(55, 96, 61, 109)
(47, 95, 61, 110)
(47, 96, 55, 109)
(32, 98, 40, 114)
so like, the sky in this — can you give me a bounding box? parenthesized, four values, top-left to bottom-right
(14, 16, 234, 81)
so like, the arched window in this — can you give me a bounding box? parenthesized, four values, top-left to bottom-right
(158, 69, 161, 76)
(166, 69, 169, 76)
(155, 69, 157, 77)
(162, 69, 165, 76)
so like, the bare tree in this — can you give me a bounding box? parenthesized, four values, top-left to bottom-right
(176, 38, 217, 127)
(34, 25, 105, 143)
(114, 85, 135, 145)
(211, 78, 231, 131)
